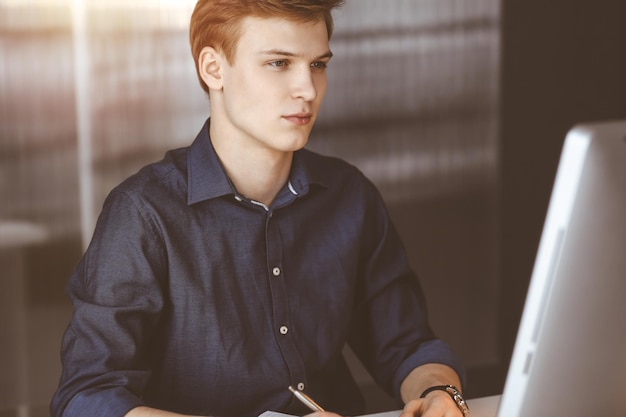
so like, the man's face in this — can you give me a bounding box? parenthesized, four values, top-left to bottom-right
(214, 16, 331, 154)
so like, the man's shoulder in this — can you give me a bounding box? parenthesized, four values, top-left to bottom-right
(113, 145, 189, 202)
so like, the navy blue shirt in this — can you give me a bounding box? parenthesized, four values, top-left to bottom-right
(51, 120, 465, 417)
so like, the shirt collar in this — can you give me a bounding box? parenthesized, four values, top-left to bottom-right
(187, 118, 329, 206)
(187, 120, 233, 205)
(289, 149, 329, 195)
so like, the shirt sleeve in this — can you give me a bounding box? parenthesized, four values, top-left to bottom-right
(346, 180, 466, 404)
(50, 188, 166, 417)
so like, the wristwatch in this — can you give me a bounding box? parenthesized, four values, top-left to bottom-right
(420, 384, 470, 415)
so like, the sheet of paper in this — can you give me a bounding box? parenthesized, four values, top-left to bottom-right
(259, 410, 402, 417)
(259, 411, 298, 417)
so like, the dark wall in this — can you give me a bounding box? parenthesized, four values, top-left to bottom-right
(498, 0, 626, 379)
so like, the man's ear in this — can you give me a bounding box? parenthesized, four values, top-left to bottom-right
(198, 46, 225, 91)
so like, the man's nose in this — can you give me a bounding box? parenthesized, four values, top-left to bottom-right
(291, 67, 318, 101)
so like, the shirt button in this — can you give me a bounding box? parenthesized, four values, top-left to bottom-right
(272, 267, 281, 277)
(279, 326, 289, 335)
(297, 382, 305, 391)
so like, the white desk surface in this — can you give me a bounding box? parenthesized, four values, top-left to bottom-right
(465, 395, 500, 417)
(363, 395, 501, 417)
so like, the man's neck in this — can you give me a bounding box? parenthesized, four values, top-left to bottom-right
(209, 124, 293, 207)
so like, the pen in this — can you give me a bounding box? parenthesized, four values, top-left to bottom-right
(288, 385, 326, 412)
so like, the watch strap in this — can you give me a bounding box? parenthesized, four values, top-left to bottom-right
(420, 384, 470, 415)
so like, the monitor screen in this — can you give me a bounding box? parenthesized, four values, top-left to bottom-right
(498, 120, 626, 416)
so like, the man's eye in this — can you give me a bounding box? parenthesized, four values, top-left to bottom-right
(269, 60, 288, 68)
(311, 61, 328, 70)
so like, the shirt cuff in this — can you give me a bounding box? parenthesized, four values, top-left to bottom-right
(392, 339, 467, 403)
(62, 386, 145, 417)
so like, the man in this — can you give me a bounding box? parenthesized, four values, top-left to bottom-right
(51, 1, 467, 417)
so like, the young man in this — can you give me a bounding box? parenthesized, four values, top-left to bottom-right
(51, 1, 467, 417)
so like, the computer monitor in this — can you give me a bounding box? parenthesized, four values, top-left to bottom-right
(497, 120, 626, 416)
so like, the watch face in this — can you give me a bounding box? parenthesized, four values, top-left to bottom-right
(445, 386, 470, 415)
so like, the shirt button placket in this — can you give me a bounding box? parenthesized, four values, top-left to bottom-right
(266, 211, 306, 386)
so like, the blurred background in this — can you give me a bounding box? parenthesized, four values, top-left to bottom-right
(0, 0, 623, 416)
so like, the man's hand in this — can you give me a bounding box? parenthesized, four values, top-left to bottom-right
(305, 412, 344, 417)
(125, 406, 202, 417)
(398, 363, 465, 417)
(400, 390, 464, 417)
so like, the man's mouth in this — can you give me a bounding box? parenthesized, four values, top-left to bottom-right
(283, 113, 313, 126)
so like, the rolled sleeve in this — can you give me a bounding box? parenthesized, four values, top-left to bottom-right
(62, 386, 145, 417)
(51, 189, 165, 417)
(392, 338, 467, 401)
(347, 183, 466, 404)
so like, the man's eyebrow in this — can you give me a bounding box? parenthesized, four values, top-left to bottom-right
(316, 51, 334, 60)
(260, 49, 333, 60)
